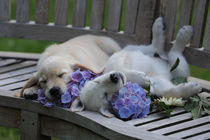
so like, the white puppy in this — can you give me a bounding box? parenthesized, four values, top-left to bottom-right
(71, 71, 126, 117)
(103, 17, 201, 98)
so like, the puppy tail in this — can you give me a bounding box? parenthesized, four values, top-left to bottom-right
(96, 36, 121, 56)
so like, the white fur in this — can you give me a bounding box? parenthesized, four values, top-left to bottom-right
(103, 17, 201, 98)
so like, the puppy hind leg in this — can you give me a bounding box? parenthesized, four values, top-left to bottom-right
(99, 105, 114, 118)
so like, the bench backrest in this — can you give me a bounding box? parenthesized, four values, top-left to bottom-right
(0, 0, 210, 69)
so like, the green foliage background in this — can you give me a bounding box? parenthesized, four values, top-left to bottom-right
(0, 0, 209, 139)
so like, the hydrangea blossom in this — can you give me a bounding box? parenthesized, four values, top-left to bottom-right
(111, 82, 151, 120)
(37, 68, 97, 108)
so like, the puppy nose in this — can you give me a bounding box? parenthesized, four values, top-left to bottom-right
(49, 87, 61, 99)
(110, 73, 119, 83)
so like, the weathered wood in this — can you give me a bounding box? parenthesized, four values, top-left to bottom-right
(151, 115, 210, 135)
(191, 0, 209, 48)
(41, 116, 106, 140)
(186, 132, 210, 140)
(20, 110, 50, 140)
(35, 0, 49, 24)
(0, 106, 20, 128)
(16, 0, 30, 23)
(0, 80, 28, 90)
(72, 0, 87, 27)
(179, 0, 194, 28)
(135, 0, 156, 44)
(204, 10, 210, 52)
(107, 0, 123, 32)
(0, 59, 21, 67)
(90, 0, 105, 30)
(0, 73, 32, 86)
(0, 0, 10, 21)
(124, 0, 139, 34)
(183, 47, 210, 70)
(54, 0, 68, 25)
(0, 21, 138, 47)
(167, 124, 210, 139)
(162, 0, 178, 51)
(0, 61, 37, 74)
(0, 51, 40, 60)
(0, 66, 37, 80)
(127, 108, 185, 126)
(0, 89, 178, 140)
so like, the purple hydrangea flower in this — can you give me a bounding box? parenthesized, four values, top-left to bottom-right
(37, 69, 98, 108)
(111, 82, 150, 120)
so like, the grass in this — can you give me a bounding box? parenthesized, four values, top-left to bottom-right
(0, 0, 210, 139)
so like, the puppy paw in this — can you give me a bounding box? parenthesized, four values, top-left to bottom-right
(152, 17, 165, 37)
(23, 87, 38, 100)
(110, 72, 126, 85)
(176, 25, 193, 45)
(179, 81, 202, 98)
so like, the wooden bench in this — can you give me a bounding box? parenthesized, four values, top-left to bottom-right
(0, 0, 210, 139)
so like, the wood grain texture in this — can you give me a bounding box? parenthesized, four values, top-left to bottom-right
(0, 0, 11, 21)
(35, 0, 49, 24)
(107, 0, 123, 32)
(186, 132, 210, 140)
(0, 89, 178, 140)
(179, 0, 194, 28)
(0, 51, 40, 60)
(20, 110, 50, 140)
(0, 21, 138, 47)
(162, 0, 178, 51)
(183, 47, 210, 70)
(16, 0, 30, 23)
(191, 0, 209, 48)
(72, 0, 87, 27)
(0, 106, 20, 128)
(54, 0, 68, 25)
(124, 0, 139, 34)
(0, 59, 20, 67)
(41, 116, 106, 140)
(90, 0, 105, 30)
(135, 0, 156, 44)
(204, 11, 210, 51)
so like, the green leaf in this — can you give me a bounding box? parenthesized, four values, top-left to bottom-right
(191, 106, 202, 119)
(171, 77, 187, 85)
(155, 101, 173, 117)
(184, 97, 199, 112)
(204, 108, 210, 115)
(201, 97, 210, 108)
(170, 58, 180, 72)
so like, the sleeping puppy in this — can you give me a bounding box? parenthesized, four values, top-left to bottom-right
(18, 35, 121, 101)
(71, 17, 202, 117)
(103, 17, 202, 98)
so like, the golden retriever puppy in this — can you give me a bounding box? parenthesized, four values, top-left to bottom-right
(19, 35, 121, 101)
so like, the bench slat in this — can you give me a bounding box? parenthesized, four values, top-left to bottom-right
(179, 0, 194, 28)
(204, 10, 210, 52)
(135, 0, 156, 44)
(151, 115, 210, 135)
(186, 132, 210, 140)
(0, 59, 21, 67)
(16, 0, 30, 23)
(54, 0, 68, 25)
(124, 0, 139, 34)
(0, 61, 37, 74)
(191, 0, 208, 48)
(0, 66, 37, 80)
(167, 124, 210, 139)
(107, 0, 123, 32)
(90, 0, 105, 30)
(0, 0, 10, 21)
(35, 0, 49, 24)
(163, 0, 178, 50)
(72, 0, 87, 27)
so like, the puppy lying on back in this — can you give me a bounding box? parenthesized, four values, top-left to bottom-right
(71, 17, 202, 117)
(19, 35, 121, 101)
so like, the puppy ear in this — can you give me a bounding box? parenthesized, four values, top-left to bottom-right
(70, 97, 84, 112)
(71, 63, 104, 74)
(14, 73, 38, 97)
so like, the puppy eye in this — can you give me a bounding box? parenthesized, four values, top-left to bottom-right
(58, 73, 66, 78)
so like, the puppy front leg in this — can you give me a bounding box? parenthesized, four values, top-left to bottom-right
(122, 69, 150, 87)
(23, 86, 39, 99)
